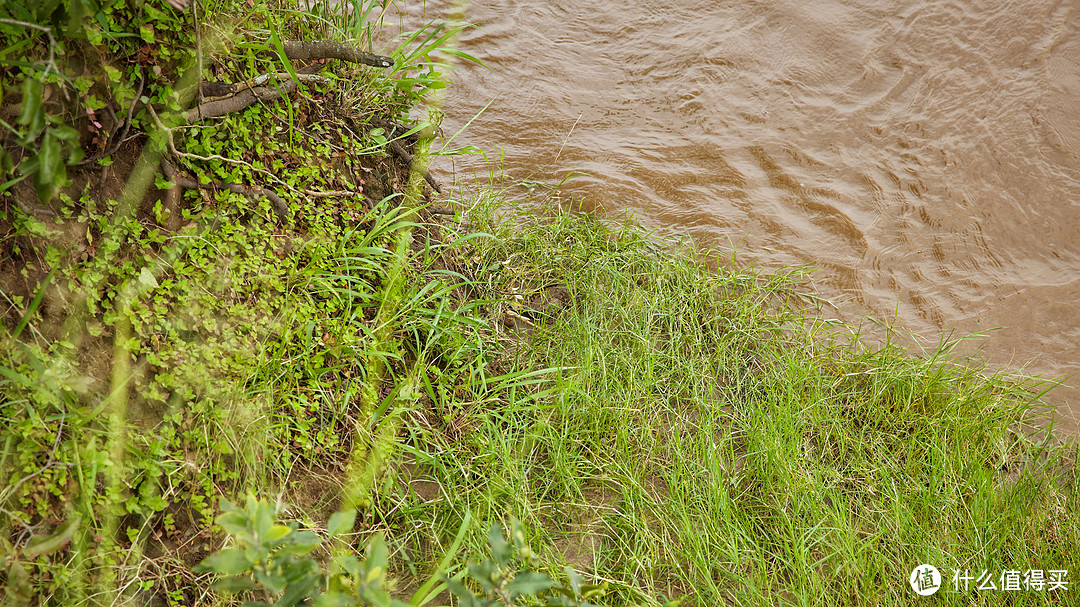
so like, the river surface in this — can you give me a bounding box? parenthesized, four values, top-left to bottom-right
(390, 0, 1080, 434)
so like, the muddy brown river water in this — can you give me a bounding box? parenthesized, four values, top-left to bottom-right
(391, 0, 1080, 434)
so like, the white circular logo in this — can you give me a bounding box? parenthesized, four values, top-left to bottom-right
(909, 564, 942, 596)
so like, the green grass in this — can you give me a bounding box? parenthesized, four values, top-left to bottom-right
(380, 194, 1080, 606)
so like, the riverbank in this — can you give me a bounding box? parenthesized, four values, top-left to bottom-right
(2, 2, 1078, 605)
(443, 194, 1080, 604)
(414, 0, 1080, 433)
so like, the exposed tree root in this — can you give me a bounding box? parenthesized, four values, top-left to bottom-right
(163, 41, 440, 220)
(162, 159, 290, 223)
(388, 139, 442, 194)
(367, 116, 443, 193)
(186, 64, 325, 122)
(278, 40, 393, 68)
(161, 157, 183, 231)
(368, 116, 421, 144)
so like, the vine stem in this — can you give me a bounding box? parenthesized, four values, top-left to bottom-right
(0, 19, 58, 80)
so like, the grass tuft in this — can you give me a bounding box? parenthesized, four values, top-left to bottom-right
(386, 194, 1080, 606)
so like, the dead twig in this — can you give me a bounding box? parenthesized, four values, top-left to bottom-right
(78, 75, 144, 166)
(148, 105, 251, 170)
